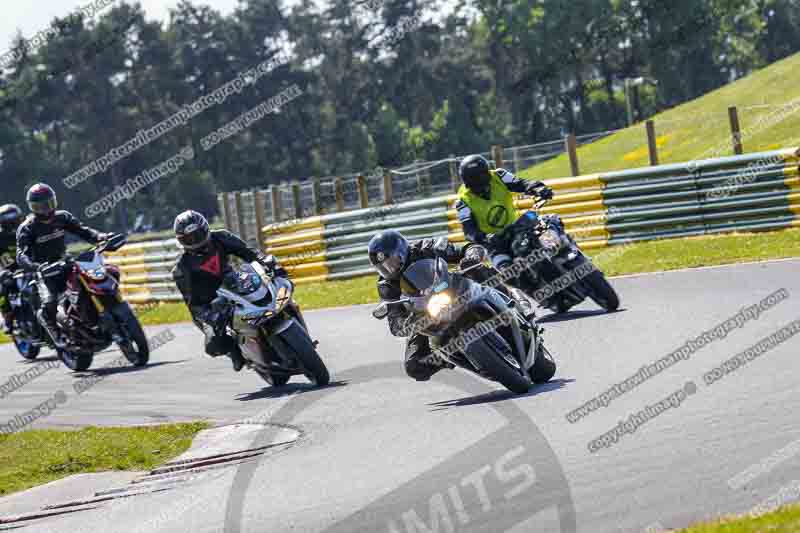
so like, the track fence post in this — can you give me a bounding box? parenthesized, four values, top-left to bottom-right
(449, 155, 459, 192)
(221, 192, 233, 231)
(357, 174, 369, 208)
(383, 169, 394, 205)
(566, 133, 580, 176)
(492, 145, 504, 169)
(334, 178, 345, 212)
(728, 106, 744, 155)
(646, 120, 659, 166)
(269, 186, 281, 222)
(253, 190, 266, 251)
(311, 178, 322, 215)
(234, 191, 246, 240)
(291, 182, 302, 219)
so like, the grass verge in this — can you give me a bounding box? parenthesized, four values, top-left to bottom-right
(0, 422, 209, 497)
(1, 227, 798, 341)
(670, 503, 800, 532)
(518, 52, 800, 180)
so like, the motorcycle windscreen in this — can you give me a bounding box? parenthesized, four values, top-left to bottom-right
(400, 257, 450, 295)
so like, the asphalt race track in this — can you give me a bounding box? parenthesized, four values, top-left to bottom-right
(1, 258, 799, 533)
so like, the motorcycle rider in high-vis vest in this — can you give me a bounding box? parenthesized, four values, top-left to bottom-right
(454, 155, 553, 285)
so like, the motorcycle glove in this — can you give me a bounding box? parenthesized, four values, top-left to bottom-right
(526, 181, 553, 200)
(486, 233, 504, 251)
(459, 245, 488, 269)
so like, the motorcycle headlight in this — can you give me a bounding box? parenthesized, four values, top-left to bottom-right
(85, 267, 107, 281)
(427, 292, 451, 318)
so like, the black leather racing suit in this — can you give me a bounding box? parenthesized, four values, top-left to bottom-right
(0, 229, 20, 328)
(16, 211, 106, 337)
(172, 230, 289, 360)
(377, 238, 496, 381)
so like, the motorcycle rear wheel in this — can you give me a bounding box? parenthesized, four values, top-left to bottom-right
(59, 348, 94, 371)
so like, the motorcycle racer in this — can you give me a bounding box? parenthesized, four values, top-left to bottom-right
(171, 210, 290, 372)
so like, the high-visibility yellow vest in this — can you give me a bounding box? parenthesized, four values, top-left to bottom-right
(457, 170, 518, 235)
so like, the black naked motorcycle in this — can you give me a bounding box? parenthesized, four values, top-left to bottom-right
(494, 198, 619, 314)
(213, 261, 330, 387)
(372, 254, 557, 394)
(36, 234, 150, 371)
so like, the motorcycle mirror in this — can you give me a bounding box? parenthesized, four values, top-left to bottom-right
(372, 304, 389, 320)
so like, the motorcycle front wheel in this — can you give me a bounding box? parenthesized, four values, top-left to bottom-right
(255, 369, 291, 387)
(13, 336, 40, 360)
(530, 344, 557, 384)
(583, 269, 620, 312)
(466, 334, 531, 394)
(274, 322, 330, 386)
(112, 302, 150, 367)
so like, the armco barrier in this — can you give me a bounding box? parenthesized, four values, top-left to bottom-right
(108, 147, 799, 301)
(261, 146, 800, 284)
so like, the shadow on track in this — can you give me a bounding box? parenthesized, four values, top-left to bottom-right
(235, 380, 348, 402)
(71, 359, 188, 377)
(18, 355, 59, 364)
(537, 308, 626, 324)
(427, 377, 575, 411)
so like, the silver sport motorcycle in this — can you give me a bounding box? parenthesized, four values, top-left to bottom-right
(213, 262, 330, 387)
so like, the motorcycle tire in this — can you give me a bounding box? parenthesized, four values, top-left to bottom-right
(112, 302, 150, 367)
(13, 337, 40, 360)
(530, 344, 557, 384)
(583, 269, 620, 312)
(256, 369, 291, 387)
(275, 322, 329, 386)
(467, 335, 531, 394)
(59, 348, 94, 371)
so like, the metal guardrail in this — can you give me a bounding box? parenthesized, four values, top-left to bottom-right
(108, 147, 800, 301)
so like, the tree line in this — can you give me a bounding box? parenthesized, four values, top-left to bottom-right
(0, 0, 798, 232)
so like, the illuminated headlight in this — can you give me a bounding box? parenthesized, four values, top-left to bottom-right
(85, 267, 107, 280)
(427, 292, 451, 318)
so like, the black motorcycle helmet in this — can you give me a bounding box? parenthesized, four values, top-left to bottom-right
(368, 230, 410, 280)
(0, 204, 23, 234)
(174, 210, 211, 252)
(459, 155, 492, 197)
(26, 183, 58, 219)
